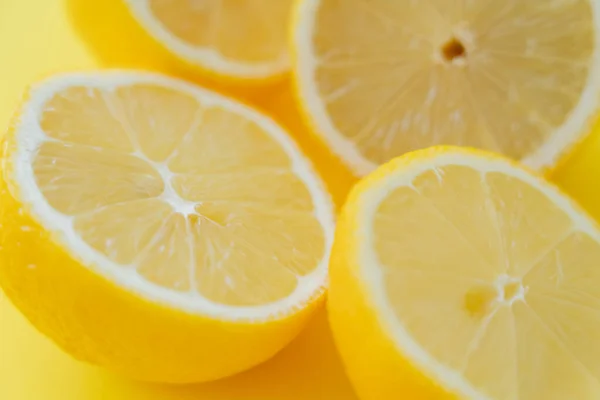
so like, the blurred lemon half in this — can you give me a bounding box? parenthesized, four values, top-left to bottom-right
(123, 0, 293, 84)
(292, 0, 600, 176)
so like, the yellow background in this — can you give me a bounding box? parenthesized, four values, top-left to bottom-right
(2, 1, 600, 399)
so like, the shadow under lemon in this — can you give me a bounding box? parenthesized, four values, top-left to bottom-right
(1, 293, 357, 400)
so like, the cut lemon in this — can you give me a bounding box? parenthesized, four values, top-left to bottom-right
(123, 0, 293, 83)
(329, 147, 600, 400)
(292, 0, 600, 176)
(0, 72, 334, 383)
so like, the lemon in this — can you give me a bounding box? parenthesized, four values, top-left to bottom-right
(291, 0, 600, 176)
(122, 0, 293, 84)
(0, 71, 335, 383)
(329, 147, 600, 400)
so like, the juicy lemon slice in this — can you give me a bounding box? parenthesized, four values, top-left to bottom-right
(123, 0, 293, 83)
(329, 147, 600, 400)
(292, 0, 600, 176)
(0, 72, 334, 383)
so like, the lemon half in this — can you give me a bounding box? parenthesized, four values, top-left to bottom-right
(0, 72, 334, 383)
(292, 0, 600, 176)
(330, 147, 600, 399)
(124, 0, 293, 83)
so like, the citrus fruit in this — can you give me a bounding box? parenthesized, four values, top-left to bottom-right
(0, 71, 335, 383)
(291, 0, 600, 176)
(329, 146, 600, 399)
(123, 0, 293, 84)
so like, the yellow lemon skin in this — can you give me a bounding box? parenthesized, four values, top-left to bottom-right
(0, 114, 323, 384)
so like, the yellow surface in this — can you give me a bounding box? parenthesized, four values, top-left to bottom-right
(1, 0, 600, 399)
(0, 0, 355, 398)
